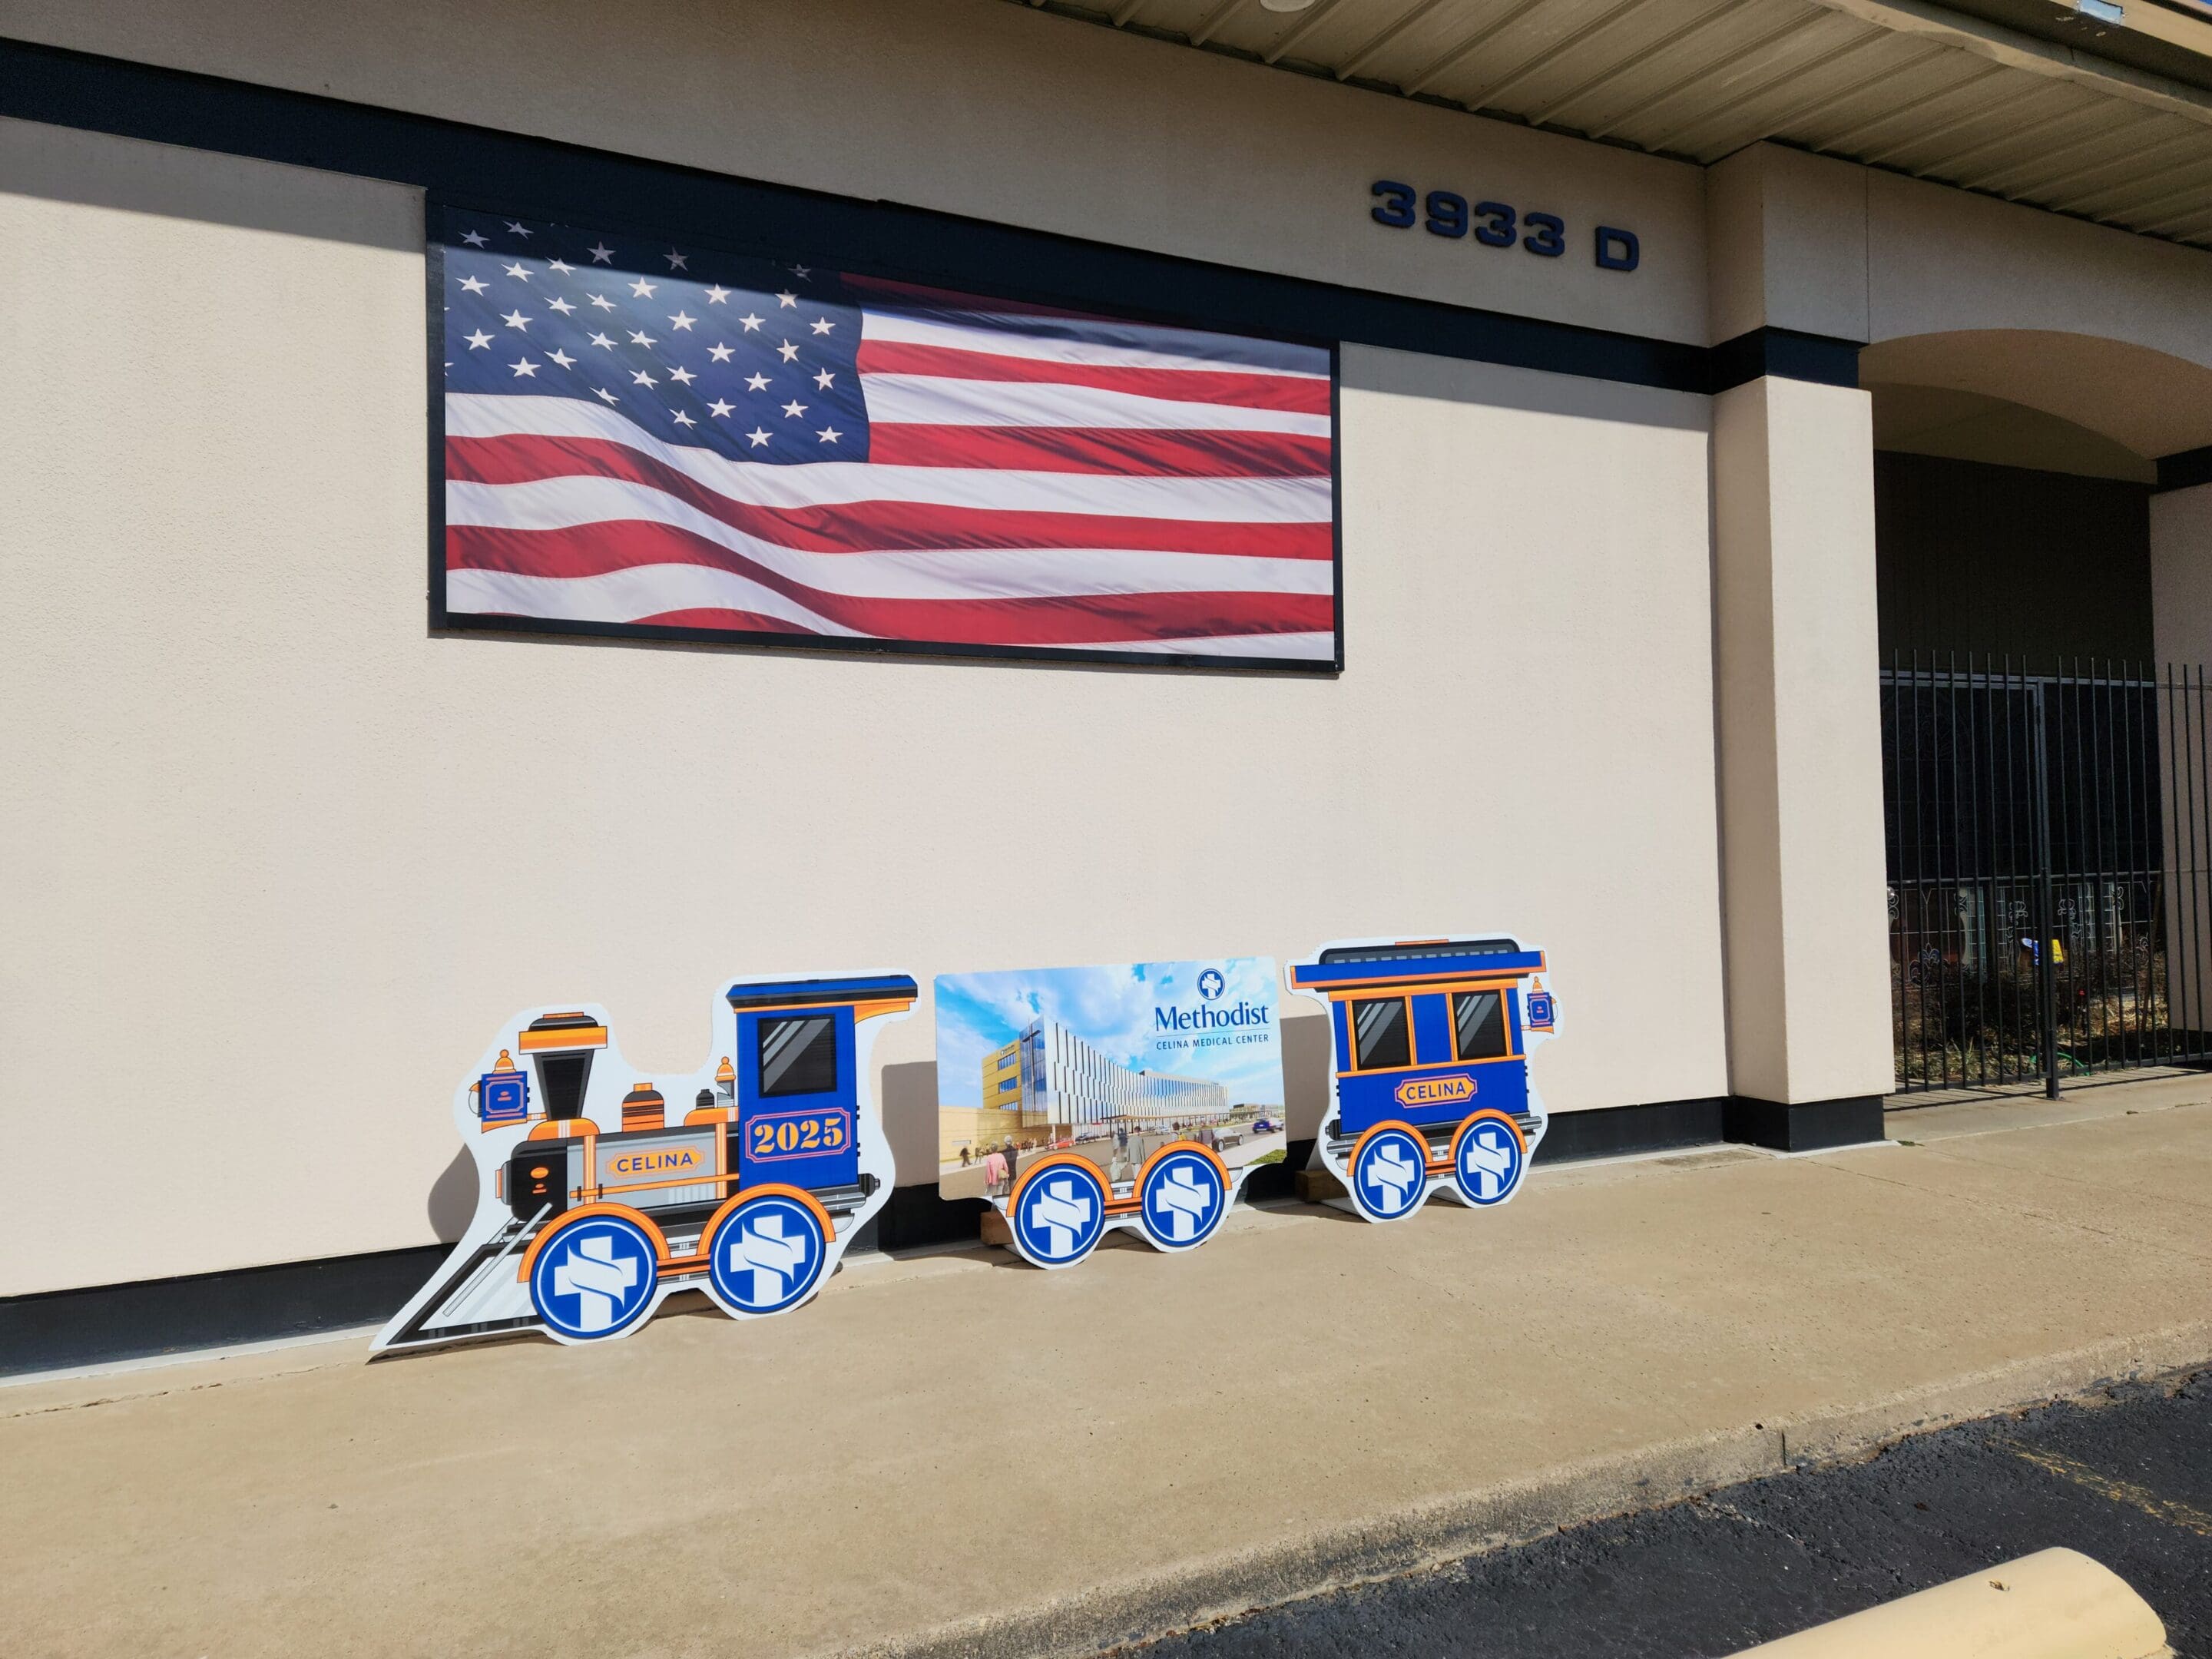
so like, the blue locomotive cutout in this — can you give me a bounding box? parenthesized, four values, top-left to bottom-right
(1287, 939, 1558, 1223)
(374, 972, 915, 1353)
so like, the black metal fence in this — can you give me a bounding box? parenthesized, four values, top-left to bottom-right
(1885, 655, 2212, 1094)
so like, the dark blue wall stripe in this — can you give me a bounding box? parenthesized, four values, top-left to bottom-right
(2157, 445, 2212, 494)
(1710, 327, 1863, 393)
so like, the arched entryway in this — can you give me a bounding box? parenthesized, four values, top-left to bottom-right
(1863, 331, 2212, 1096)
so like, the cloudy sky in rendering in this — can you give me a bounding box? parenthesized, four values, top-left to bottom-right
(934, 957, 1283, 1108)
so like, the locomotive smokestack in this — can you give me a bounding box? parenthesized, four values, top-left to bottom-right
(518, 1010, 609, 1124)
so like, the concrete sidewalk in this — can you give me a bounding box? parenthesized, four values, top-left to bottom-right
(6, 1084, 2210, 1659)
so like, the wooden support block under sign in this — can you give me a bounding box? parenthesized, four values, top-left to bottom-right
(1296, 1167, 1346, 1203)
(980, 1208, 1012, 1247)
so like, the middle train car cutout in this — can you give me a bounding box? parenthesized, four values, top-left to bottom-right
(934, 958, 1289, 1269)
(376, 971, 915, 1353)
(1288, 939, 1558, 1222)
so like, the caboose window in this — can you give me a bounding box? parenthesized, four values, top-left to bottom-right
(1350, 997, 1412, 1071)
(1452, 991, 1510, 1060)
(758, 1015, 838, 1097)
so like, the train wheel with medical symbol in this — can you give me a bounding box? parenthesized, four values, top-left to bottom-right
(1347, 1121, 1432, 1223)
(525, 1207, 662, 1343)
(1008, 1154, 1109, 1269)
(1136, 1142, 1230, 1253)
(702, 1186, 833, 1319)
(1449, 1108, 1528, 1208)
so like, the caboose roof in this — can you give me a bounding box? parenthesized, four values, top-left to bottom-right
(1290, 944, 1545, 989)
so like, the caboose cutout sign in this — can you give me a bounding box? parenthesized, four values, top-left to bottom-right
(1287, 939, 1558, 1223)
(376, 972, 914, 1353)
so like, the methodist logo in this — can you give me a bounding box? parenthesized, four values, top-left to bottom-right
(1350, 1125, 1429, 1221)
(707, 1191, 827, 1316)
(1395, 1073, 1475, 1108)
(1155, 998, 1271, 1032)
(1013, 1163, 1108, 1267)
(1140, 1148, 1227, 1250)
(1197, 968, 1226, 1002)
(1453, 1114, 1526, 1207)
(528, 1215, 658, 1340)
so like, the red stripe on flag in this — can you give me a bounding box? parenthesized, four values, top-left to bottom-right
(866, 424, 1330, 478)
(854, 341, 1331, 412)
(445, 523, 1332, 644)
(445, 435, 1331, 559)
(628, 608, 818, 634)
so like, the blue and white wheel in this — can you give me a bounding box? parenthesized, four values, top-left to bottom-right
(528, 1212, 661, 1341)
(1137, 1146, 1229, 1252)
(1450, 1111, 1528, 1207)
(704, 1190, 830, 1318)
(1348, 1122, 1430, 1223)
(1009, 1158, 1108, 1269)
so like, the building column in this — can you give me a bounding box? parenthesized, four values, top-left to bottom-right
(1711, 374, 1895, 1148)
(2151, 482, 2212, 1037)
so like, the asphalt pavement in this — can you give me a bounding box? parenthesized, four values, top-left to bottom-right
(1136, 1370, 2212, 1658)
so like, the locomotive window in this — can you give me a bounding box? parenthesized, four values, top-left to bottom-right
(1349, 996, 1412, 1071)
(1452, 991, 1510, 1061)
(758, 1015, 838, 1097)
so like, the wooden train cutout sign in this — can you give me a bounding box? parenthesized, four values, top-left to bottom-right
(1287, 937, 1558, 1223)
(381, 938, 1559, 1355)
(933, 957, 1292, 1272)
(376, 972, 913, 1353)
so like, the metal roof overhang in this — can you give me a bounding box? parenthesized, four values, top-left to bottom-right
(1017, 0, 2212, 249)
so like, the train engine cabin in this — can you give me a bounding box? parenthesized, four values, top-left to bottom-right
(1288, 940, 1553, 1221)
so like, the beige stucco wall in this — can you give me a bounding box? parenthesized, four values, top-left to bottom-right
(2151, 485, 2212, 1031)
(1707, 145, 1872, 346)
(1711, 141, 2212, 460)
(2153, 485, 2212, 670)
(0, 121, 1727, 1296)
(0, 0, 1704, 346)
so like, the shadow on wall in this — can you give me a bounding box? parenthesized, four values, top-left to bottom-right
(882, 1058, 941, 1188)
(427, 1147, 476, 1242)
(1283, 1011, 1330, 1143)
(1337, 340, 1710, 432)
(0, 118, 422, 250)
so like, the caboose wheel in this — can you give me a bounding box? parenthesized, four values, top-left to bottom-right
(702, 1186, 833, 1318)
(1346, 1121, 1431, 1223)
(1136, 1143, 1230, 1252)
(526, 1210, 661, 1342)
(1449, 1109, 1528, 1207)
(1007, 1154, 1108, 1269)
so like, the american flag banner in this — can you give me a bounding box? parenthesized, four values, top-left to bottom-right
(435, 207, 1339, 667)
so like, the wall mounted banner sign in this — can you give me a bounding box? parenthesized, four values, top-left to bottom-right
(1287, 938, 1557, 1222)
(432, 204, 1342, 671)
(935, 959, 1288, 1267)
(375, 972, 914, 1353)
